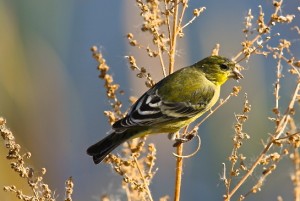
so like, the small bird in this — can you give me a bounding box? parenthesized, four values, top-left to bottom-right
(87, 55, 243, 164)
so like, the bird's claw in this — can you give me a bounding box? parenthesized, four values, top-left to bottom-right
(172, 133, 196, 147)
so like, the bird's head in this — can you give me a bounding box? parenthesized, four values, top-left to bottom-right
(196, 56, 243, 85)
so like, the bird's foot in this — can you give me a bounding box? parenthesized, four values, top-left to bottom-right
(172, 128, 198, 147)
(173, 134, 194, 147)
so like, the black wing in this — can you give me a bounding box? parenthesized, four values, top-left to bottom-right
(113, 85, 214, 129)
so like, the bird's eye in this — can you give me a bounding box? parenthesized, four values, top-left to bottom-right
(220, 64, 229, 70)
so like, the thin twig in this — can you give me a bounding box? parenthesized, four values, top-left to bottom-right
(177, 0, 188, 31)
(157, 40, 167, 77)
(225, 82, 300, 200)
(274, 53, 300, 76)
(232, 34, 262, 62)
(169, 0, 179, 75)
(181, 16, 197, 30)
(274, 132, 300, 141)
(151, 27, 167, 77)
(274, 54, 283, 118)
(164, 0, 172, 43)
(133, 157, 154, 201)
(293, 149, 300, 201)
(232, 2, 283, 62)
(196, 93, 233, 128)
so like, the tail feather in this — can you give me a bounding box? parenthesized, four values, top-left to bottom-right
(87, 131, 128, 164)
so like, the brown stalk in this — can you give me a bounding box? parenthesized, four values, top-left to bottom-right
(169, 0, 178, 75)
(133, 157, 154, 201)
(174, 142, 184, 201)
(293, 149, 300, 201)
(168, 1, 183, 201)
(174, 126, 188, 201)
(196, 93, 233, 128)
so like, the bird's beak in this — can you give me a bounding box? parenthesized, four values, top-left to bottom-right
(229, 67, 243, 80)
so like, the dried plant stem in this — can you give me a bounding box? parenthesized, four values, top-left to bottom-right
(196, 93, 233, 128)
(134, 157, 154, 201)
(164, 0, 172, 41)
(169, 0, 178, 75)
(274, 57, 282, 115)
(174, 126, 188, 201)
(164, 1, 184, 201)
(293, 149, 300, 201)
(174, 142, 183, 201)
(152, 28, 167, 77)
(288, 118, 300, 201)
(226, 82, 300, 200)
(158, 45, 167, 77)
(233, 2, 284, 62)
(181, 15, 197, 30)
(225, 119, 288, 200)
(177, 1, 187, 31)
(232, 33, 262, 62)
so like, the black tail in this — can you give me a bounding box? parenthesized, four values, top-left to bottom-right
(87, 131, 128, 164)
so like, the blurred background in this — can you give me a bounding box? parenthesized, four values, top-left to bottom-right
(0, 0, 299, 200)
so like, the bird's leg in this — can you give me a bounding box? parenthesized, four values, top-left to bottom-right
(172, 127, 199, 147)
